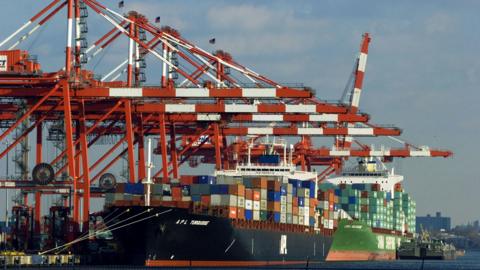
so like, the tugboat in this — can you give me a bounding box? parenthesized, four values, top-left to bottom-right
(397, 226, 456, 260)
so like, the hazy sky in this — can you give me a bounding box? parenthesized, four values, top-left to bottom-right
(0, 0, 478, 225)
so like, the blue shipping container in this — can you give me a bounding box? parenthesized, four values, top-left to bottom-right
(191, 195, 201, 202)
(298, 197, 305, 206)
(258, 155, 280, 164)
(334, 189, 342, 196)
(301, 180, 315, 189)
(125, 183, 144, 195)
(210, 184, 229, 194)
(288, 179, 302, 188)
(309, 217, 316, 226)
(267, 191, 281, 201)
(196, 175, 216, 185)
(348, 196, 356, 204)
(268, 212, 280, 223)
(352, 184, 366, 190)
(245, 210, 253, 220)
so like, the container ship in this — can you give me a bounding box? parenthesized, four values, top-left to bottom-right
(94, 141, 417, 266)
(320, 159, 416, 261)
(98, 141, 332, 267)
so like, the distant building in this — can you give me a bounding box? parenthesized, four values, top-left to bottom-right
(416, 212, 451, 232)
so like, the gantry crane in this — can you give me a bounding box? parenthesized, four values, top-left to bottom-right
(0, 0, 451, 249)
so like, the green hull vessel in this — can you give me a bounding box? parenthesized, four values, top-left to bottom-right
(326, 219, 404, 261)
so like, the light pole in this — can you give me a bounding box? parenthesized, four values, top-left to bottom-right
(5, 139, 8, 228)
(2, 140, 8, 251)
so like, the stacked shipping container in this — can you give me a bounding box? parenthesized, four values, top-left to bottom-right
(317, 183, 416, 234)
(105, 175, 318, 227)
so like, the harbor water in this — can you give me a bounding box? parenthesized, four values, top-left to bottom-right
(12, 250, 480, 269)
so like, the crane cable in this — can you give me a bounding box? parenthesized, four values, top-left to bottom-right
(40, 208, 172, 255)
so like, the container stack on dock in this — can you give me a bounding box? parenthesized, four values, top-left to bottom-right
(105, 176, 318, 227)
(317, 183, 416, 234)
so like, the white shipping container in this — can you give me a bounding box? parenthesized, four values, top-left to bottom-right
(162, 196, 172, 201)
(253, 210, 260, 220)
(245, 200, 253, 210)
(280, 196, 287, 204)
(287, 184, 293, 194)
(253, 201, 260, 210)
(280, 204, 287, 213)
(238, 197, 245, 208)
(293, 215, 298, 225)
(287, 204, 293, 213)
(299, 216, 305, 225)
(181, 196, 191, 202)
(287, 194, 293, 203)
(211, 194, 222, 206)
(260, 189, 267, 199)
(260, 200, 267, 210)
(280, 213, 287, 223)
(299, 207, 304, 216)
(328, 219, 334, 229)
(304, 189, 310, 198)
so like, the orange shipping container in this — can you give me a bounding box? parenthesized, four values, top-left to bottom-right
(245, 189, 253, 200)
(293, 206, 298, 215)
(252, 178, 267, 189)
(253, 190, 261, 201)
(309, 207, 314, 216)
(237, 207, 245, 220)
(267, 201, 280, 212)
(228, 184, 245, 196)
(309, 199, 317, 208)
(293, 198, 298, 207)
(323, 210, 329, 218)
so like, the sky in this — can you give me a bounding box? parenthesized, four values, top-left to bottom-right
(0, 0, 478, 225)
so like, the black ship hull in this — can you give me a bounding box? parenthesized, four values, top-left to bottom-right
(97, 206, 333, 266)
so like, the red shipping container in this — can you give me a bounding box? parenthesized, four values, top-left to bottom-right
(293, 198, 298, 207)
(228, 207, 237, 219)
(180, 175, 194, 185)
(172, 187, 182, 200)
(361, 191, 369, 198)
(309, 199, 317, 208)
(253, 190, 261, 201)
(267, 180, 280, 191)
(201, 195, 210, 206)
(293, 206, 298, 215)
(323, 210, 329, 218)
